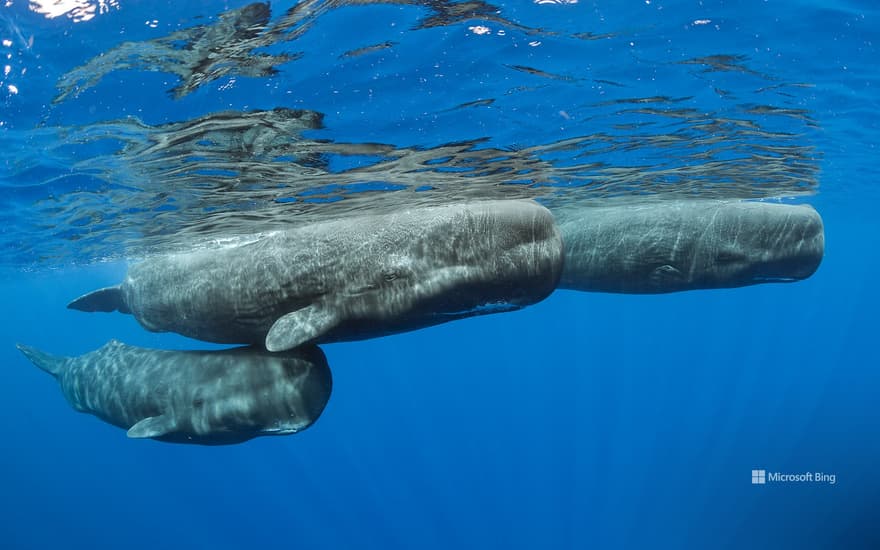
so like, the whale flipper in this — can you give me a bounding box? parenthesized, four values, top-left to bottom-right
(265, 304, 340, 352)
(68, 285, 130, 313)
(16, 343, 66, 377)
(127, 415, 176, 439)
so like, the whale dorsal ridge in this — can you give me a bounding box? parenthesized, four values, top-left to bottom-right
(127, 415, 175, 439)
(265, 303, 340, 352)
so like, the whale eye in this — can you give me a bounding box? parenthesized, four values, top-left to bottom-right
(192, 398, 204, 408)
(383, 270, 399, 282)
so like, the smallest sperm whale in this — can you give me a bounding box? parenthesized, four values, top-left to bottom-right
(556, 200, 824, 293)
(16, 341, 332, 445)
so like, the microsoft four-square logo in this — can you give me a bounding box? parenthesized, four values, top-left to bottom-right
(752, 469, 766, 484)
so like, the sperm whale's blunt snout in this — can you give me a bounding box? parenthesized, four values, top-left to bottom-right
(748, 203, 825, 283)
(691, 201, 825, 287)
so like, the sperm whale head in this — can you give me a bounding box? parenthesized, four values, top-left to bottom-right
(557, 200, 825, 293)
(699, 201, 824, 286)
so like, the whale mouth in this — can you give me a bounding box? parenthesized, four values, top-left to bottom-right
(437, 301, 520, 317)
(259, 426, 300, 435)
(748, 247, 824, 283)
(751, 276, 800, 283)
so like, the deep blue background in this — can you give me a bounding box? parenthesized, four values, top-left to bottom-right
(2, 1, 879, 549)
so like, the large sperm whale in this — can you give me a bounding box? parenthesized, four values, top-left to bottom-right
(16, 341, 332, 445)
(68, 200, 564, 351)
(556, 200, 824, 293)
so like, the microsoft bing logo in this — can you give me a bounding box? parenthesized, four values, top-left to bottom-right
(750, 468, 836, 485)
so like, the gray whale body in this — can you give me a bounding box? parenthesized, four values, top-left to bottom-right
(17, 341, 331, 445)
(557, 200, 824, 293)
(68, 200, 564, 351)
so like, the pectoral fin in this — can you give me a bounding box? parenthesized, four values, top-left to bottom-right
(127, 415, 176, 439)
(265, 303, 340, 352)
(68, 285, 130, 314)
(16, 343, 67, 377)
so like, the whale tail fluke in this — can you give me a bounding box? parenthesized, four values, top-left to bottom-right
(67, 285, 129, 313)
(16, 344, 67, 377)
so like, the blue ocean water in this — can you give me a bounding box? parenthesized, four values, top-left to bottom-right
(1, 1, 878, 549)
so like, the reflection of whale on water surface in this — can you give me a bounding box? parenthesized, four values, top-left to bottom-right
(68, 200, 564, 351)
(557, 200, 824, 294)
(16, 341, 332, 445)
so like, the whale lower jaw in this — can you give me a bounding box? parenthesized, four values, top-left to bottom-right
(750, 276, 802, 283)
(437, 301, 521, 317)
(259, 426, 302, 435)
